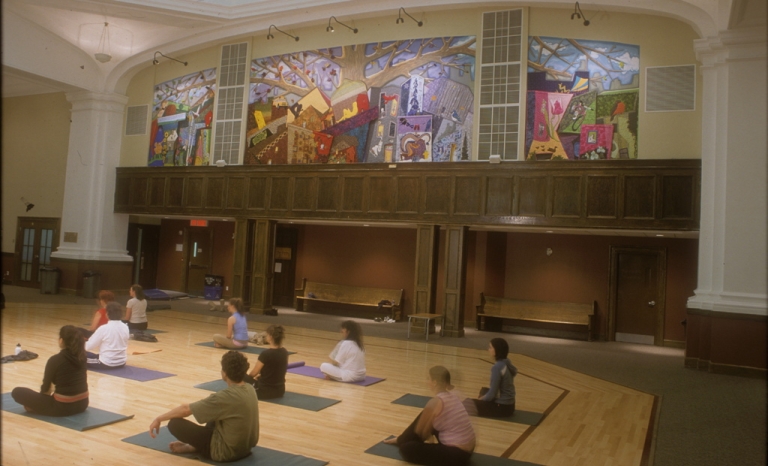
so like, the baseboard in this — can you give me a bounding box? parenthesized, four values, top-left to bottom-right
(662, 339, 685, 349)
(685, 357, 766, 378)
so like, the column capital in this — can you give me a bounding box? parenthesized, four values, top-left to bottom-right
(694, 27, 768, 64)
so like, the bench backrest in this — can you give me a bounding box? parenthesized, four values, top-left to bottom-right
(480, 293, 594, 325)
(302, 280, 403, 306)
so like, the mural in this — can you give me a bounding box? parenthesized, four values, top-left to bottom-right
(148, 68, 217, 166)
(245, 37, 475, 165)
(526, 37, 639, 160)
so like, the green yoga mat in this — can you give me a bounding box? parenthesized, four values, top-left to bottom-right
(391, 393, 545, 426)
(366, 438, 541, 466)
(195, 342, 296, 356)
(123, 427, 328, 465)
(2, 392, 134, 431)
(194, 380, 341, 412)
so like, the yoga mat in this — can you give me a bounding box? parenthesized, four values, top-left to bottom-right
(194, 380, 341, 412)
(391, 394, 545, 426)
(123, 427, 328, 465)
(365, 438, 541, 466)
(141, 329, 167, 335)
(2, 392, 134, 431)
(88, 364, 175, 382)
(195, 342, 296, 356)
(287, 361, 305, 369)
(287, 365, 385, 386)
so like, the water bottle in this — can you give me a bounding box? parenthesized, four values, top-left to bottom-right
(15, 343, 22, 355)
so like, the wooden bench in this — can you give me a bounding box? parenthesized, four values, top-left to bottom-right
(295, 278, 404, 321)
(476, 293, 596, 341)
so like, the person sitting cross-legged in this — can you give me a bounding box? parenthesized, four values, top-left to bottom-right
(85, 302, 129, 370)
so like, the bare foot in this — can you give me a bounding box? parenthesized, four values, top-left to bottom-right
(324, 374, 333, 380)
(22, 406, 34, 413)
(213, 342, 222, 348)
(169, 441, 197, 454)
(383, 437, 398, 445)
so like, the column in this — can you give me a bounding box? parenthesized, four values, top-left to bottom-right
(442, 225, 468, 338)
(249, 219, 276, 314)
(686, 29, 767, 373)
(413, 224, 439, 315)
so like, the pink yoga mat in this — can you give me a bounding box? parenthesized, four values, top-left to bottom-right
(287, 365, 385, 386)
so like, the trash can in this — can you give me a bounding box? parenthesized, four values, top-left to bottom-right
(39, 266, 60, 295)
(204, 274, 224, 300)
(82, 271, 101, 299)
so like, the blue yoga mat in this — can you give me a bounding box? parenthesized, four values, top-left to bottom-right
(88, 364, 175, 382)
(195, 342, 296, 356)
(123, 427, 328, 465)
(365, 438, 541, 466)
(391, 393, 545, 426)
(286, 365, 385, 386)
(2, 392, 133, 431)
(194, 380, 341, 412)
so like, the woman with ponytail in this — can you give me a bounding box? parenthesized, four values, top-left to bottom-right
(320, 320, 366, 383)
(11, 325, 89, 416)
(243, 324, 288, 399)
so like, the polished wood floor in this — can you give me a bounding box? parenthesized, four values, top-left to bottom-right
(1, 303, 656, 466)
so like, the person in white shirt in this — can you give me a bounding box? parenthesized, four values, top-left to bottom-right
(125, 284, 148, 331)
(86, 302, 129, 369)
(320, 320, 366, 383)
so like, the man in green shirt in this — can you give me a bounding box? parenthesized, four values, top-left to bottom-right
(149, 350, 259, 462)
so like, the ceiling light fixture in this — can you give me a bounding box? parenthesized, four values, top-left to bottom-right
(570, 2, 590, 26)
(267, 25, 299, 41)
(396, 7, 423, 27)
(94, 22, 112, 63)
(152, 51, 188, 66)
(327, 16, 358, 33)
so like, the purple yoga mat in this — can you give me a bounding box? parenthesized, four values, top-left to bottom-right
(89, 364, 175, 382)
(287, 365, 385, 386)
(287, 361, 305, 369)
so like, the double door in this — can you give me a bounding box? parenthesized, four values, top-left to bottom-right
(15, 217, 59, 287)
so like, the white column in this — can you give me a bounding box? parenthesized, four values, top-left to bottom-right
(51, 91, 133, 262)
(688, 28, 767, 315)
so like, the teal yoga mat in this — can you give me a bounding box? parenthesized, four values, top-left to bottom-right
(195, 342, 296, 356)
(365, 438, 541, 466)
(123, 427, 328, 465)
(194, 380, 341, 412)
(2, 392, 133, 431)
(391, 393, 545, 426)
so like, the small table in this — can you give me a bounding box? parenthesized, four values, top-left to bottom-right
(407, 313, 445, 341)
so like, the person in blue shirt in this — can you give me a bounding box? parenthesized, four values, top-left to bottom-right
(213, 298, 249, 349)
(464, 337, 517, 418)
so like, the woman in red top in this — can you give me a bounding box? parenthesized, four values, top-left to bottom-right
(79, 290, 115, 339)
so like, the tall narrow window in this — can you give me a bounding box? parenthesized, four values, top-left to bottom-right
(212, 43, 249, 165)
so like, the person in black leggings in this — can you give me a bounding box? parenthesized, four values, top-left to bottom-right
(11, 325, 89, 416)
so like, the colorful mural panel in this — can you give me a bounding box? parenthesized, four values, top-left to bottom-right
(148, 68, 217, 166)
(245, 37, 475, 164)
(526, 37, 639, 160)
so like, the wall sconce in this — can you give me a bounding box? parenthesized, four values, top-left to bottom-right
(546, 248, 553, 256)
(396, 7, 423, 27)
(571, 2, 590, 26)
(94, 22, 112, 63)
(152, 51, 188, 66)
(327, 16, 358, 33)
(267, 25, 299, 41)
(20, 197, 35, 212)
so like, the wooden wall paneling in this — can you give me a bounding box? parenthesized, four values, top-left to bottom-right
(115, 176, 130, 208)
(131, 177, 148, 207)
(316, 176, 339, 212)
(442, 225, 468, 337)
(249, 219, 275, 314)
(269, 177, 290, 212)
(552, 175, 582, 218)
(485, 176, 514, 216)
(586, 175, 618, 219)
(661, 175, 695, 220)
(368, 176, 394, 213)
(149, 177, 166, 207)
(168, 177, 184, 207)
(342, 176, 365, 213)
(518, 176, 548, 217)
(413, 225, 439, 315)
(232, 218, 248, 302)
(454, 176, 483, 216)
(292, 176, 316, 212)
(247, 176, 267, 211)
(424, 176, 451, 215)
(397, 176, 421, 214)
(185, 177, 204, 208)
(623, 175, 656, 219)
(225, 176, 245, 210)
(205, 177, 225, 209)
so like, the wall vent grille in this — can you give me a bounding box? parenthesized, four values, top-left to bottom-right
(125, 105, 148, 136)
(645, 65, 696, 112)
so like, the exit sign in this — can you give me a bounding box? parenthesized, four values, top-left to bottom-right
(190, 219, 208, 227)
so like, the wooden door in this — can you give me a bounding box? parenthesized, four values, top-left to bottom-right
(126, 223, 161, 289)
(15, 217, 60, 288)
(185, 227, 213, 297)
(609, 247, 667, 345)
(271, 226, 298, 307)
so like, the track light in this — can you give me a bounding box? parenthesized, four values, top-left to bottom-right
(327, 16, 358, 33)
(571, 2, 590, 26)
(267, 25, 299, 41)
(396, 7, 423, 27)
(152, 51, 188, 66)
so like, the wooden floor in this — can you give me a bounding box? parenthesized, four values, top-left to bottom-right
(1, 303, 657, 466)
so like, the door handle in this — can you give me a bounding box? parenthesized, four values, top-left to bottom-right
(648, 300, 656, 307)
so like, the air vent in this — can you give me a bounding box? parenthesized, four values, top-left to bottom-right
(125, 105, 148, 136)
(645, 65, 696, 112)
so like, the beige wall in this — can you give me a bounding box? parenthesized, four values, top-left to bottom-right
(1, 92, 71, 253)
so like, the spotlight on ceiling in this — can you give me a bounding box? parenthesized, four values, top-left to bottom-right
(396, 7, 423, 26)
(327, 16, 358, 33)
